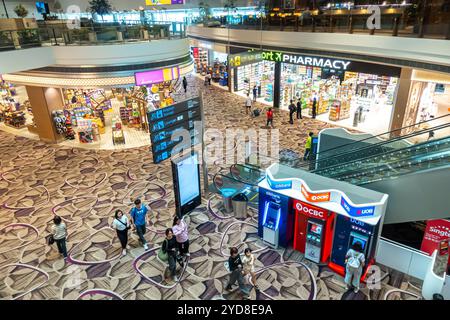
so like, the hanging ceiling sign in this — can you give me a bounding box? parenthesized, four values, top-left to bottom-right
(229, 51, 263, 68)
(135, 67, 180, 86)
(262, 51, 351, 70)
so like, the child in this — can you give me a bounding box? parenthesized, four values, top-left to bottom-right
(242, 248, 258, 290)
(266, 108, 273, 128)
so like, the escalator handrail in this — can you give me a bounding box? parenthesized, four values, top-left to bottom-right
(297, 122, 450, 171)
(229, 163, 265, 185)
(313, 135, 450, 176)
(313, 113, 450, 158)
(212, 171, 252, 193)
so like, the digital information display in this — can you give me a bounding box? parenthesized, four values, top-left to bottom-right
(148, 97, 201, 164)
(171, 152, 202, 217)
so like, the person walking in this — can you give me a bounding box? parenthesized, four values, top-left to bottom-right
(252, 85, 258, 102)
(172, 216, 190, 258)
(303, 132, 314, 161)
(130, 199, 149, 251)
(52, 215, 68, 260)
(182, 76, 188, 93)
(245, 94, 252, 115)
(296, 98, 303, 120)
(111, 209, 130, 256)
(225, 247, 251, 299)
(344, 242, 366, 293)
(311, 94, 317, 119)
(266, 107, 274, 128)
(207, 73, 212, 86)
(288, 100, 296, 124)
(161, 228, 184, 282)
(242, 248, 259, 290)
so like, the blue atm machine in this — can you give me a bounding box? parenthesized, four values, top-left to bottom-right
(258, 187, 294, 248)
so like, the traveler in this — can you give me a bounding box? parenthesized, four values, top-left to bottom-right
(111, 209, 130, 256)
(172, 216, 190, 258)
(266, 108, 274, 128)
(130, 199, 149, 250)
(296, 98, 303, 119)
(288, 100, 296, 124)
(52, 215, 68, 259)
(242, 248, 258, 290)
(252, 85, 258, 102)
(311, 94, 317, 119)
(225, 247, 251, 299)
(245, 94, 253, 115)
(182, 76, 188, 93)
(207, 73, 212, 86)
(161, 228, 184, 282)
(344, 242, 366, 293)
(303, 132, 314, 161)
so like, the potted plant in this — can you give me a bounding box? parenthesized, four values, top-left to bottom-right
(89, 0, 112, 22)
(14, 4, 28, 18)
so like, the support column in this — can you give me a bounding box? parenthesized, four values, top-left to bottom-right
(25, 86, 64, 143)
(273, 61, 281, 109)
(389, 68, 413, 138)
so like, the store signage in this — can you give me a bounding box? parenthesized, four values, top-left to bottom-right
(300, 185, 330, 203)
(266, 173, 292, 190)
(295, 201, 328, 219)
(421, 219, 450, 256)
(135, 67, 180, 86)
(340, 197, 375, 217)
(146, 0, 184, 5)
(229, 51, 263, 68)
(262, 51, 351, 70)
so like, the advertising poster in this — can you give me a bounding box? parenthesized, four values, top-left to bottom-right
(420, 219, 450, 255)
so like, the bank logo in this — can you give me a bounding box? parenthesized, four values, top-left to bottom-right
(340, 197, 375, 217)
(296, 202, 325, 218)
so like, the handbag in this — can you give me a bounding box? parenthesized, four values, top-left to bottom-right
(115, 217, 131, 230)
(46, 234, 55, 245)
(158, 240, 169, 262)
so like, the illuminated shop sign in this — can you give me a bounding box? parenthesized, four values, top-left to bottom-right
(300, 185, 330, 203)
(266, 173, 292, 190)
(146, 0, 184, 5)
(135, 67, 180, 86)
(262, 51, 351, 70)
(340, 197, 375, 217)
(229, 51, 263, 67)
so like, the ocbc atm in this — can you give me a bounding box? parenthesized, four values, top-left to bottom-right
(293, 200, 335, 264)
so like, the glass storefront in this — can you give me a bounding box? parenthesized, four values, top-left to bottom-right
(233, 60, 275, 104)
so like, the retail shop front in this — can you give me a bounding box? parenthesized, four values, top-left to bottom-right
(263, 51, 402, 135)
(1, 62, 193, 149)
(190, 39, 229, 86)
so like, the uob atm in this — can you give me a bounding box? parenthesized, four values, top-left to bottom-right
(258, 163, 388, 278)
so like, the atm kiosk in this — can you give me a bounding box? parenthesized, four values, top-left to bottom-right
(262, 200, 281, 248)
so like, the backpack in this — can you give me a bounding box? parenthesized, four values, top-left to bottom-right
(347, 251, 362, 269)
(158, 239, 169, 262)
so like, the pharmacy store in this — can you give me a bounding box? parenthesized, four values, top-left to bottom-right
(263, 51, 401, 135)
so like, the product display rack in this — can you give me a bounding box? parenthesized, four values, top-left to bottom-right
(112, 117, 125, 145)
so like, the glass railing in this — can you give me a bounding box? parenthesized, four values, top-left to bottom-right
(315, 136, 450, 185)
(229, 163, 265, 185)
(192, 5, 450, 40)
(0, 21, 187, 51)
(212, 172, 259, 206)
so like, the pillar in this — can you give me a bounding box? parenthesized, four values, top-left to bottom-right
(389, 68, 413, 138)
(25, 86, 65, 143)
(273, 62, 281, 109)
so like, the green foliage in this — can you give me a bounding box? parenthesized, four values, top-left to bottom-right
(89, 0, 112, 18)
(14, 4, 29, 18)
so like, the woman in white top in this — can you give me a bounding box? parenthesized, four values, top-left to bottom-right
(242, 248, 259, 290)
(345, 242, 366, 293)
(111, 209, 130, 256)
(52, 215, 68, 259)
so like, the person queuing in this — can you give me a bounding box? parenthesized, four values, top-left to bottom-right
(182, 76, 188, 93)
(311, 93, 318, 119)
(245, 94, 253, 115)
(225, 247, 251, 300)
(161, 228, 184, 282)
(130, 199, 149, 251)
(345, 242, 366, 293)
(252, 85, 258, 102)
(266, 107, 274, 128)
(242, 248, 259, 291)
(172, 216, 190, 258)
(296, 98, 303, 120)
(111, 209, 130, 256)
(303, 132, 314, 161)
(52, 215, 68, 260)
(288, 100, 296, 124)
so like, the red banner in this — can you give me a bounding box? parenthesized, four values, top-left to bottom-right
(420, 219, 450, 255)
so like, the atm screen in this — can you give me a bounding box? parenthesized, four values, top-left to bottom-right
(263, 201, 281, 229)
(310, 223, 322, 235)
(350, 233, 368, 251)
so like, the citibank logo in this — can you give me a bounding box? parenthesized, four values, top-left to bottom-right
(296, 202, 324, 218)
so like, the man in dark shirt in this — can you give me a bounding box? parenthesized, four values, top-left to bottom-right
(296, 98, 303, 120)
(288, 100, 296, 124)
(225, 247, 251, 299)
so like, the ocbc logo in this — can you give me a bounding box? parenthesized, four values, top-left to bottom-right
(311, 194, 329, 201)
(296, 202, 324, 218)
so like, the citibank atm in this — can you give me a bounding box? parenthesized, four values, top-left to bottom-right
(262, 200, 281, 248)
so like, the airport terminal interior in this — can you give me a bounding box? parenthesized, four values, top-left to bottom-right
(0, 0, 449, 301)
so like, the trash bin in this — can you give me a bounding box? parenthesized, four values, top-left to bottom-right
(232, 193, 248, 219)
(221, 188, 235, 213)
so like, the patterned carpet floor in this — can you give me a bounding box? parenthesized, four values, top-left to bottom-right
(0, 77, 423, 300)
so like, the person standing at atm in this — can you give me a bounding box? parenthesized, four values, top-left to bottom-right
(344, 242, 366, 293)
